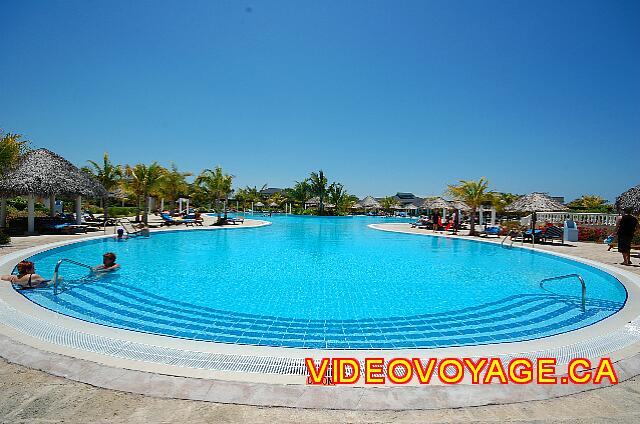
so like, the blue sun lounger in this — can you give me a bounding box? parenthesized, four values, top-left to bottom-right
(160, 213, 195, 226)
(479, 226, 501, 237)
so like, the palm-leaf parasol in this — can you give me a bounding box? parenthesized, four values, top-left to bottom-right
(505, 192, 568, 212)
(615, 185, 640, 214)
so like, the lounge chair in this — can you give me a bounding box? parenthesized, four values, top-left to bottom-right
(226, 216, 244, 225)
(541, 226, 564, 244)
(479, 226, 501, 237)
(160, 213, 195, 227)
(522, 229, 544, 242)
(43, 223, 88, 234)
(185, 213, 205, 226)
(410, 219, 428, 229)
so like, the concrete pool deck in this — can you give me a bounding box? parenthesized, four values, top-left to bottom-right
(1, 218, 640, 421)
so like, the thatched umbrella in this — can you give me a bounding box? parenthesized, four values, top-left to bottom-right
(505, 192, 568, 213)
(421, 197, 452, 218)
(305, 197, 320, 207)
(449, 200, 471, 212)
(0, 149, 106, 233)
(360, 196, 381, 210)
(421, 197, 451, 210)
(401, 202, 418, 216)
(108, 187, 129, 207)
(505, 192, 568, 243)
(351, 202, 363, 210)
(615, 185, 640, 214)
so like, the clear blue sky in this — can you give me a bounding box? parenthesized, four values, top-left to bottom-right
(1, 0, 638, 202)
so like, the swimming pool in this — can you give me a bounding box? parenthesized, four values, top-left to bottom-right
(19, 216, 627, 349)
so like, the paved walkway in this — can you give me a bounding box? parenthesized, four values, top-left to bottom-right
(1, 221, 639, 423)
(1, 357, 639, 423)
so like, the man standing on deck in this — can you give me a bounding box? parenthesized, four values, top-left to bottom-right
(616, 208, 638, 266)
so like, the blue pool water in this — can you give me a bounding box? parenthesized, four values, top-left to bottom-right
(20, 215, 626, 349)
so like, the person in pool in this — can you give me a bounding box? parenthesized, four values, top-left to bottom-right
(1, 261, 50, 288)
(93, 252, 121, 273)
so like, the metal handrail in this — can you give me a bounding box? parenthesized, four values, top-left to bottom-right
(114, 218, 135, 234)
(113, 218, 147, 237)
(53, 258, 93, 295)
(501, 232, 520, 248)
(540, 274, 586, 312)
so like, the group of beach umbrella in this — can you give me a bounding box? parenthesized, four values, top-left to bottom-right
(1, 147, 640, 235)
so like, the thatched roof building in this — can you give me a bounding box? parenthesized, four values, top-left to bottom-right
(615, 185, 640, 214)
(421, 197, 451, 210)
(505, 192, 568, 212)
(0, 148, 106, 198)
(360, 196, 381, 209)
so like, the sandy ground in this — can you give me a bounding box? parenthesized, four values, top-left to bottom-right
(1, 220, 639, 423)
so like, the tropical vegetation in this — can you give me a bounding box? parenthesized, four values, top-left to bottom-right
(82, 152, 123, 218)
(446, 177, 495, 236)
(308, 170, 329, 215)
(125, 162, 165, 223)
(567, 195, 613, 213)
(0, 130, 30, 243)
(379, 196, 399, 212)
(194, 167, 234, 220)
(0, 130, 29, 176)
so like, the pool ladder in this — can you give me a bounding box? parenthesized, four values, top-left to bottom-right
(501, 235, 514, 248)
(53, 258, 94, 295)
(540, 273, 586, 312)
(501, 230, 539, 249)
(113, 218, 147, 236)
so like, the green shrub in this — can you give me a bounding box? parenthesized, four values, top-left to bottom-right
(6, 205, 47, 220)
(6, 196, 48, 213)
(107, 206, 139, 217)
(87, 205, 103, 214)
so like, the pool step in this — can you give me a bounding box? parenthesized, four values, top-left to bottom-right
(24, 282, 623, 350)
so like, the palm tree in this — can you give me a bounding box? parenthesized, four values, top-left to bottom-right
(380, 196, 399, 212)
(328, 183, 357, 215)
(0, 130, 29, 231)
(446, 177, 494, 236)
(158, 162, 192, 210)
(125, 162, 165, 223)
(309, 170, 329, 215)
(0, 130, 29, 175)
(233, 187, 249, 210)
(194, 167, 234, 220)
(84, 152, 123, 218)
(286, 180, 311, 211)
(124, 165, 144, 221)
(493, 192, 521, 215)
(267, 192, 286, 210)
(327, 183, 345, 207)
